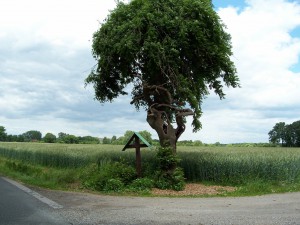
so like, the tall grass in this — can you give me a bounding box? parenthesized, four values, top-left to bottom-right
(1, 142, 300, 185)
(179, 147, 300, 184)
(0, 142, 129, 168)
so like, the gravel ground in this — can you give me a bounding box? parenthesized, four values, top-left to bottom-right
(32, 187, 300, 225)
(151, 183, 236, 196)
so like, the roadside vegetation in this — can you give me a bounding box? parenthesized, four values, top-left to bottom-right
(0, 142, 300, 196)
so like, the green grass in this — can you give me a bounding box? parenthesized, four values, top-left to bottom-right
(0, 142, 134, 168)
(1, 142, 300, 196)
(0, 156, 82, 190)
(179, 146, 300, 184)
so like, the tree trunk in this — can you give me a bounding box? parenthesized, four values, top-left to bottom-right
(146, 107, 185, 153)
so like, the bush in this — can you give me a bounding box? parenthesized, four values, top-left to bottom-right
(82, 161, 136, 191)
(128, 178, 154, 192)
(155, 167, 185, 191)
(103, 179, 124, 192)
(43, 133, 57, 143)
(5, 161, 42, 176)
(154, 147, 186, 191)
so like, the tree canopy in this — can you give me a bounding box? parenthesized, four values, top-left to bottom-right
(43, 133, 57, 143)
(86, 0, 239, 150)
(0, 126, 7, 141)
(269, 121, 300, 147)
(268, 122, 286, 146)
(22, 130, 42, 142)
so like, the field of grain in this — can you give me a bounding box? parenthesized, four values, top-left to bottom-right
(0, 142, 300, 185)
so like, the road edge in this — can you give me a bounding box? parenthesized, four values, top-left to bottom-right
(1, 177, 63, 209)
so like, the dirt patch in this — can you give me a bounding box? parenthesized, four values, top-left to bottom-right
(151, 183, 237, 196)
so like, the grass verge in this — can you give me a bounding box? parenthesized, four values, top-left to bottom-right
(1, 156, 300, 197)
(1, 143, 300, 197)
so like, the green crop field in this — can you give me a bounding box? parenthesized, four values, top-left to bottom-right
(1, 142, 300, 195)
(0, 142, 126, 168)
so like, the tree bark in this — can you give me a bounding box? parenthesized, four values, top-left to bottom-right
(146, 106, 192, 153)
(130, 80, 194, 153)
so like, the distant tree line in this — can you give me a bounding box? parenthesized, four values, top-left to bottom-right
(269, 120, 300, 147)
(0, 126, 154, 145)
(0, 126, 100, 144)
(1, 125, 279, 147)
(102, 130, 153, 145)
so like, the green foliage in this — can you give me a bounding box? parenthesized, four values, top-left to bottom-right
(81, 162, 155, 193)
(2, 143, 300, 195)
(111, 136, 126, 145)
(56, 170, 78, 185)
(86, 0, 239, 133)
(111, 135, 117, 143)
(284, 121, 300, 147)
(123, 131, 135, 142)
(78, 136, 100, 144)
(60, 134, 79, 144)
(111, 130, 153, 145)
(0, 157, 81, 189)
(102, 137, 111, 144)
(179, 147, 300, 185)
(155, 147, 185, 190)
(177, 140, 204, 146)
(269, 120, 300, 147)
(5, 134, 25, 142)
(22, 130, 42, 142)
(155, 167, 185, 191)
(0, 126, 7, 141)
(82, 161, 136, 191)
(43, 133, 57, 143)
(58, 132, 67, 139)
(128, 178, 154, 192)
(156, 147, 180, 171)
(55, 133, 100, 144)
(138, 131, 153, 144)
(0, 144, 91, 168)
(228, 143, 277, 147)
(57, 132, 79, 144)
(3, 128, 100, 144)
(5, 160, 42, 176)
(103, 179, 124, 192)
(268, 122, 286, 145)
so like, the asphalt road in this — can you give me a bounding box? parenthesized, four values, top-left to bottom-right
(0, 177, 67, 225)
(2, 176, 300, 225)
(36, 185, 300, 225)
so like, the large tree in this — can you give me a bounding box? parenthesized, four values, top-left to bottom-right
(269, 121, 300, 147)
(0, 126, 7, 141)
(22, 130, 42, 142)
(43, 133, 57, 143)
(86, 0, 239, 152)
(283, 121, 300, 147)
(268, 122, 286, 146)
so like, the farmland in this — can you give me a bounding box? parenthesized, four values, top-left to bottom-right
(0, 142, 300, 196)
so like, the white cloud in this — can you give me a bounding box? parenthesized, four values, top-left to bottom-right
(0, 0, 116, 47)
(191, 0, 300, 143)
(224, 0, 300, 107)
(179, 0, 300, 143)
(1, 0, 300, 144)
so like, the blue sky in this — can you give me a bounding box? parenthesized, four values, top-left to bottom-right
(0, 0, 300, 143)
(213, 0, 247, 9)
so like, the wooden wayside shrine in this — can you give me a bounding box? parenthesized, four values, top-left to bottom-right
(122, 132, 152, 177)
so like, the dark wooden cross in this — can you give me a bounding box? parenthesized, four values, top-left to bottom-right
(122, 132, 152, 177)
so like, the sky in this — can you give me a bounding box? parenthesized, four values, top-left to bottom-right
(0, 0, 300, 143)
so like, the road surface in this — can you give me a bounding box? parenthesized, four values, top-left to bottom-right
(1, 176, 300, 225)
(0, 177, 67, 225)
(36, 183, 300, 225)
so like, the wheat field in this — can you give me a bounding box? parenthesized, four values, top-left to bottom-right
(1, 142, 300, 184)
